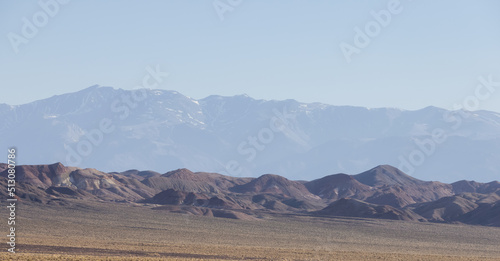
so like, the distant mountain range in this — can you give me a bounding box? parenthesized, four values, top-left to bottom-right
(2, 86, 500, 182)
(2, 163, 499, 226)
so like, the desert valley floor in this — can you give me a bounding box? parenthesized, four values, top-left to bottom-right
(1, 200, 500, 261)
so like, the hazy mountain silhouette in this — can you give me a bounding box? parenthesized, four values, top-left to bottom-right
(2, 86, 500, 182)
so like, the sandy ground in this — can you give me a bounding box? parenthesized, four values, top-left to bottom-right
(1, 199, 500, 260)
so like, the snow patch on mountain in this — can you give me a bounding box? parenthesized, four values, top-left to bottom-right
(2, 86, 500, 182)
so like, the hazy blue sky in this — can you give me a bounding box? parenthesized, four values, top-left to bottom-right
(1, 0, 500, 112)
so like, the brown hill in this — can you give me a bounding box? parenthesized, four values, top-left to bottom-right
(0, 163, 157, 201)
(6, 162, 75, 188)
(142, 168, 250, 194)
(111, 174, 158, 198)
(315, 198, 423, 221)
(46, 186, 97, 199)
(164, 168, 251, 189)
(363, 186, 417, 208)
(411, 192, 500, 224)
(143, 189, 208, 205)
(363, 181, 454, 208)
(354, 165, 424, 187)
(358, 166, 454, 207)
(306, 166, 453, 208)
(451, 180, 483, 194)
(111, 169, 162, 181)
(2, 162, 499, 226)
(251, 194, 295, 211)
(143, 188, 245, 209)
(412, 194, 480, 222)
(305, 174, 373, 201)
(0, 178, 92, 205)
(452, 180, 500, 194)
(457, 202, 500, 227)
(230, 174, 319, 200)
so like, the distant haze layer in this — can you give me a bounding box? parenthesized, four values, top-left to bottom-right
(1, 86, 500, 182)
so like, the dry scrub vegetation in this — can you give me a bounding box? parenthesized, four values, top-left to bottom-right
(1, 199, 500, 260)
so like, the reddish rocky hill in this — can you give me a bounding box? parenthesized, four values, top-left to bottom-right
(411, 192, 500, 223)
(354, 165, 424, 187)
(231, 174, 318, 199)
(2, 162, 499, 226)
(451, 180, 500, 194)
(305, 173, 373, 201)
(306, 165, 454, 208)
(315, 198, 424, 221)
(142, 168, 251, 194)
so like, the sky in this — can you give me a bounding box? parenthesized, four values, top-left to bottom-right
(1, 0, 500, 112)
